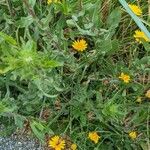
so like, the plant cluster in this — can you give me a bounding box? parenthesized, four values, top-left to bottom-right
(0, 0, 150, 149)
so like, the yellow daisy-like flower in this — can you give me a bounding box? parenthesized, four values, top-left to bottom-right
(128, 4, 142, 16)
(119, 73, 131, 83)
(48, 136, 65, 150)
(145, 89, 150, 99)
(129, 131, 137, 140)
(72, 39, 88, 52)
(88, 132, 100, 144)
(71, 143, 77, 150)
(47, 0, 60, 5)
(134, 30, 150, 43)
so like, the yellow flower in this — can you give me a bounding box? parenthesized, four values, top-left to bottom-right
(145, 89, 150, 99)
(71, 143, 77, 150)
(72, 39, 88, 52)
(48, 136, 65, 150)
(134, 30, 150, 43)
(128, 4, 142, 16)
(88, 132, 100, 144)
(136, 96, 142, 103)
(119, 73, 131, 83)
(47, 0, 60, 5)
(129, 131, 137, 140)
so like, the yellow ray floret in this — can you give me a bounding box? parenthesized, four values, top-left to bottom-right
(119, 73, 131, 83)
(88, 132, 100, 144)
(48, 135, 65, 150)
(134, 30, 150, 43)
(72, 39, 88, 52)
(128, 4, 142, 16)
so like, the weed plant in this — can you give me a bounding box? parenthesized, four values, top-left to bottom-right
(0, 0, 150, 149)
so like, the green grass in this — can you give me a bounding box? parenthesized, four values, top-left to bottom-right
(0, 0, 150, 149)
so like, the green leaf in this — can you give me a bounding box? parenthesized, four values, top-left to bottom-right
(14, 115, 26, 129)
(16, 16, 34, 28)
(0, 32, 17, 45)
(41, 60, 63, 68)
(30, 120, 45, 142)
(0, 66, 12, 74)
(66, 19, 76, 27)
(98, 39, 112, 54)
(80, 113, 87, 126)
(29, 0, 36, 8)
(91, 0, 102, 27)
(107, 8, 122, 29)
(140, 142, 149, 150)
(110, 39, 120, 54)
(143, 42, 150, 52)
(34, 79, 58, 98)
(97, 39, 119, 55)
(0, 102, 13, 114)
(102, 101, 125, 120)
(22, 40, 37, 52)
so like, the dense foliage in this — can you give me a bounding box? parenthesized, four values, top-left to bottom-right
(0, 0, 150, 149)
